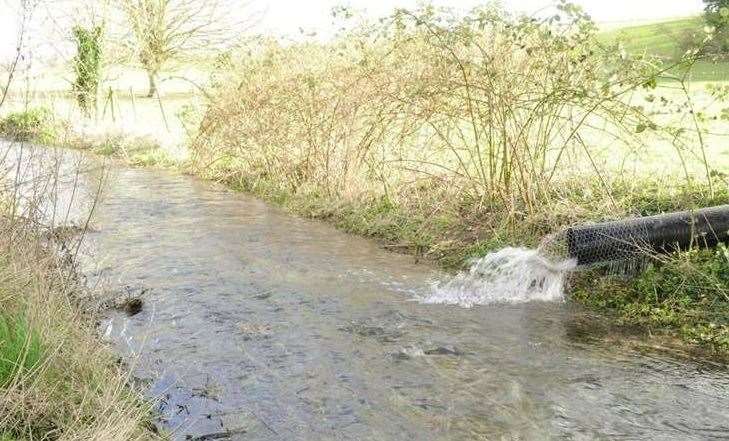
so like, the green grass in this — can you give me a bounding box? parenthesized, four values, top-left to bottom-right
(601, 16, 729, 82)
(573, 245, 729, 353)
(0, 108, 179, 170)
(0, 108, 59, 144)
(0, 314, 43, 388)
(0, 227, 163, 439)
(601, 17, 704, 59)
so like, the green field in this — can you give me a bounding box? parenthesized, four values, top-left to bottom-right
(601, 17, 729, 82)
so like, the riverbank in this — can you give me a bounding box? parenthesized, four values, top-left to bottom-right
(5, 134, 728, 440)
(0, 172, 161, 438)
(3, 107, 728, 357)
(191, 166, 729, 355)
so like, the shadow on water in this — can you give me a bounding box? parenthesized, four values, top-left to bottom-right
(5, 142, 729, 441)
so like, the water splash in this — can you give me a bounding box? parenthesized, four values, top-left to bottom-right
(420, 247, 576, 308)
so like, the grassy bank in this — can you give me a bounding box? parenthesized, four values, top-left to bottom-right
(0, 105, 176, 168)
(0, 218, 161, 440)
(600, 16, 729, 82)
(2, 5, 729, 355)
(572, 246, 729, 352)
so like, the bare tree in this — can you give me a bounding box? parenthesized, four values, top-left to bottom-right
(116, 0, 252, 97)
(0, 0, 41, 110)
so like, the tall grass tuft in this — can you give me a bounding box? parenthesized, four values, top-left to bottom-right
(0, 314, 43, 388)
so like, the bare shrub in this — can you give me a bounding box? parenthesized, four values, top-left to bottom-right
(0, 0, 41, 110)
(192, 3, 669, 229)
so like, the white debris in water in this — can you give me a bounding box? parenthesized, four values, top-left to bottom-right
(420, 247, 576, 307)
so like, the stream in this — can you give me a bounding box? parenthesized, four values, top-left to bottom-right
(5, 142, 729, 440)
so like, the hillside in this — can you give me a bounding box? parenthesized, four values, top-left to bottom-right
(601, 16, 728, 82)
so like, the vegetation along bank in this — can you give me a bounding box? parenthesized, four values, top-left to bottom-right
(0, 215, 162, 440)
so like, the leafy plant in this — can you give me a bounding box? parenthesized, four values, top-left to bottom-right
(572, 245, 729, 352)
(72, 25, 103, 116)
(0, 108, 57, 143)
(702, 0, 729, 57)
(704, 0, 729, 30)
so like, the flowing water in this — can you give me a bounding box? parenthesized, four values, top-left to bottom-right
(423, 248, 576, 308)
(5, 142, 729, 440)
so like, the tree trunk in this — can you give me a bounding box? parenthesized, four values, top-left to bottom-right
(146, 71, 157, 98)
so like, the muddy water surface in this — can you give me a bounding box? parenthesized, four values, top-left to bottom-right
(6, 142, 729, 440)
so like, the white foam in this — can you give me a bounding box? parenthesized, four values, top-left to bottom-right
(420, 247, 576, 308)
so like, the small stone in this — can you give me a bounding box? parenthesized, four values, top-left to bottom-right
(253, 291, 272, 300)
(423, 345, 465, 356)
(123, 298, 143, 316)
(238, 323, 272, 340)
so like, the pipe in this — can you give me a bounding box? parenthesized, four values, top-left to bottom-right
(566, 204, 729, 266)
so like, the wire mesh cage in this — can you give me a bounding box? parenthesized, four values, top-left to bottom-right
(544, 204, 729, 268)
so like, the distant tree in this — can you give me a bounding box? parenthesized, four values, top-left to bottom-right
(705, 0, 729, 28)
(704, 0, 729, 56)
(116, 0, 251, 97)
(0, 0, 40, 110)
